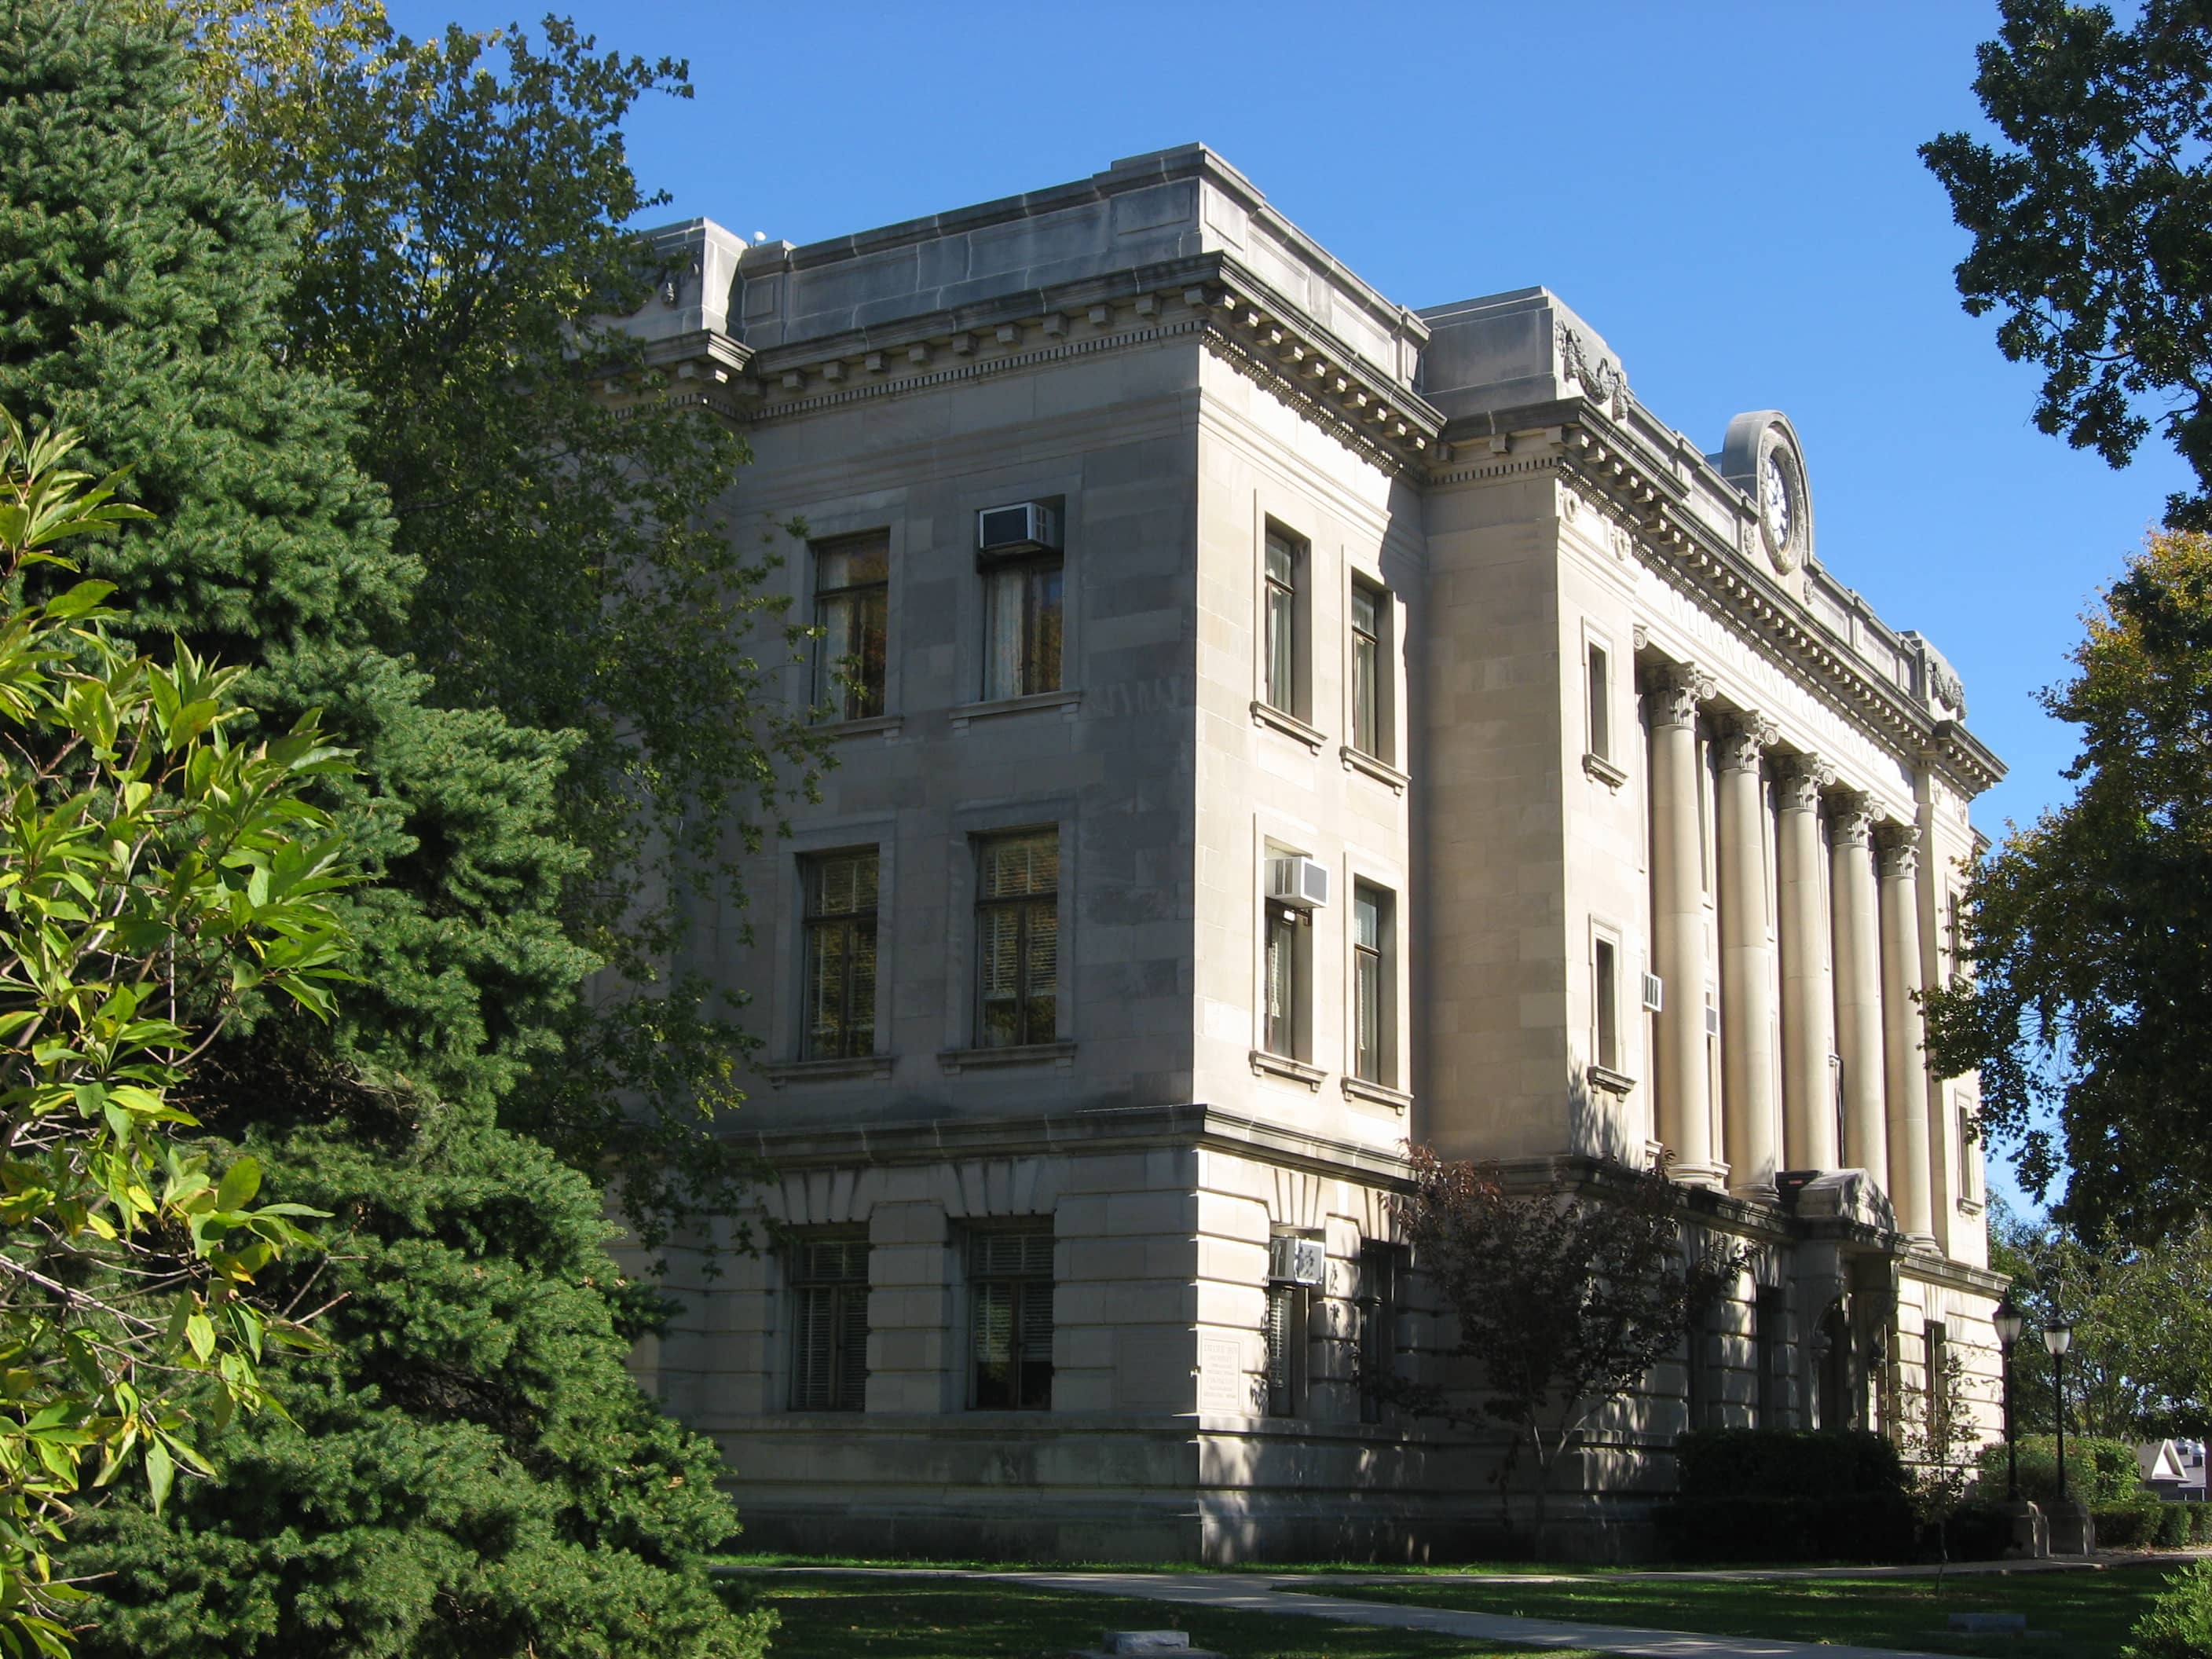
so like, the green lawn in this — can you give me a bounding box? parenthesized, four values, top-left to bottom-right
(744, 1573, 1588, 1658)
(719, 1551, 1603, 1577)
(1304, 1562, 2188, 1658)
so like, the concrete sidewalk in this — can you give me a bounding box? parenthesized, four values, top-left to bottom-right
(741, 1565, 1966, 1657)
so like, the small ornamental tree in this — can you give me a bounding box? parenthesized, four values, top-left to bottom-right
(1366, 1148, 1746, 1556)
(0, 414, 353, 1655)
(1897, 1344, 1984, 1578)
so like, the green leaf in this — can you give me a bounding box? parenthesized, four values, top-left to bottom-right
(213, 1155, 260, 1214)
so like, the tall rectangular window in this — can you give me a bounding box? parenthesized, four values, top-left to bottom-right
(1350, 583, 1383, 758)
(800, 849, 877, 1059)
(1356, 1242, 1404, 1425)
(1264, 527, 1300, 715)
(1264, 901, 1302, 1059)
(1755, 1287, 1784, 1428)
(788, 1235, 870, 1412)
(1957, 1096, 1981, 1202)
(983, 557, 1063, 700)
(976, 830, 1058, 1048)
(1587, 642, 1612, 761)
(1353, 884, 1390, 1085)
(1926, 1320, 1952, 1447)
(969, 1228, 1053, 1410)
(1594, 936, 1620, 1072)
(813, 532, 888, 720)
(1265, 1282, 1307, 1417)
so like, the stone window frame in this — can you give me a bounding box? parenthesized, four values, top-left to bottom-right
(1580, 619, 1626, 787)
(810, 529, 891, 723)
(1254, 827, 1318, 1076)
(1339, 848, 1410, 1108)
(953, 468, 1084, 722)
(961, 1220, 1057, 1412)
(763, 815, 899, 1079)
(1588, 916, 1632, 1093)
(938, 796, 1079, 1067)
(773, 493, 910, 741)
(782, 1229, 873, 1414)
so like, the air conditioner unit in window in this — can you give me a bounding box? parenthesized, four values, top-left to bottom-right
(1266, 855, 1330, 910)
(1641, 972, 1664, 1013)
(1269, 1234, 1327, 1287)
(976, 501, 1060, 560)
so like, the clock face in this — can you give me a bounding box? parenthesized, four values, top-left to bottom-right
(1760, 453, 1793, 550)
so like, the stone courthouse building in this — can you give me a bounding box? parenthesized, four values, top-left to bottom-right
(613, 146, 2009, 1559)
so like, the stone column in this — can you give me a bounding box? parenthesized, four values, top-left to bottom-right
(1647, 663, 1719, 1186)
(1776, 755, 1837, 1171)
(1717, 717, 1780, 1198)
(1877, 825, 1935, 1242)
(1829, 791, 1887, 1180)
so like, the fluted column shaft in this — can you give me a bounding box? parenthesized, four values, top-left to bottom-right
(1878, 826, 1935, 1240)
(1776, 756, 1837, 1170)
(1717, 720, 1779, 1196)
(1829, 793, 1887, 1178)
(1648, 665, 1718, 1184)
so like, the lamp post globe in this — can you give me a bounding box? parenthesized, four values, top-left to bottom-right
(2045, 1318, 2074, 1501)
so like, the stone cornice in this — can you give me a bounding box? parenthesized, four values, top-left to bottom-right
(1443, 408, 2005, 801)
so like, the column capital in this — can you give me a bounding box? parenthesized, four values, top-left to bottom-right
(1716, 714, 1779, 775)
(1643, 661, 1716, 731)
(1828, 789, 1875, 847)
(1876, 822, 1921, 878)
(1774, 752, 1833, 812)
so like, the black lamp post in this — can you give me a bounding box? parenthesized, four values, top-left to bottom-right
(1994, 1298, 2024, 1502)
(2045, 1317, 2075, 1502)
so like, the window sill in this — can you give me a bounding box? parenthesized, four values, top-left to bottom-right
(1250, 701, 1324, 752)
(819, 712, 903, 742)
(1588, 1063, 1637, 1097)
(1341, 1075, 1411, 1112)
(1583, 751, 1628, 789)
(1340, 745, 1408, 796)
(1956, 1196, 1986, 1218)
(951, 688, 1082, 730)
(937, 1041, 1077, 1075)
(759, 1053, 895, 1088)
(1250, 1049, 1324, 1091)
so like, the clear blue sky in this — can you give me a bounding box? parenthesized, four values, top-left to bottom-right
(387, 0, 2171, 1211)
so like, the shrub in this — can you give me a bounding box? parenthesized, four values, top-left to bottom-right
(2159, 1503, 2193, 1550)
(2192, 1507, 2212, 1546)
(1661, 1431, 1918, 1563)
(2097, 1495, 2170, 1549)
(1976, 1434, 2144, 1507)
(2126, 1559, 2212, 1659)
(1677, 1429, 1911, 1499)
(1932, 1503, 2018, 1564)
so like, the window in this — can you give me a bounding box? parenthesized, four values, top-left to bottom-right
(1350, 583, 1385, 758)
(1754, 1287, 1785, 1428)
(1265, 1282, 1309, 1417)
(1356, 1242, 1404, 1425)
(1957, 1095, 1982, 1202)
(1926, 1321, 1952, 1447)
(1352, 884, 1392, 1085)
(1587, 641, 1612, 762)
(813, 532, 888, 720)
(976, 830, 1058, 1048)
(983, 556, 1063, 700)
(1263, 526, 1302, 715)
(1593, 936, 1621, 1072)
(788, 1234, 870, 1412)
(969, 1228, 1053, 1409)
(800, 849, 878, 1059)
(1264, 900, 1302, 1060)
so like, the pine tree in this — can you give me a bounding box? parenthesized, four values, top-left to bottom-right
(0, 5, 766, 1650)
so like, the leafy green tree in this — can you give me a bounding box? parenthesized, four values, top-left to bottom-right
(0, 413, 353, 1655)
(158, 0, 822, 1252)
(0, 7, 767, 1652)
(1364, 1148, 1746, 1558)
(1923, 0, 2212, 528)
(1987, 1197, 2212, 1440)
(1925, 530, 2212, 1236)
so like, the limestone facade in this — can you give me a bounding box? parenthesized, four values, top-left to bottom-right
(613, 145, 2009, 1561)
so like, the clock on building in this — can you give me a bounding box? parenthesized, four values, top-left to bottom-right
(1760, 452, 1793, 551)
